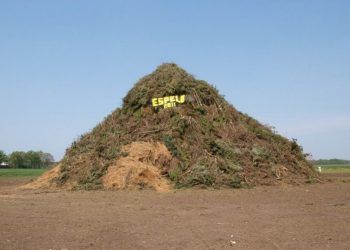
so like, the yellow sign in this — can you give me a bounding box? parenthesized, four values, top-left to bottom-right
(152, 95, 186, 109)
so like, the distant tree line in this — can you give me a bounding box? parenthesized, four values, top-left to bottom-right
(0, 150, 55, 168)
(311, 159, 350, 165)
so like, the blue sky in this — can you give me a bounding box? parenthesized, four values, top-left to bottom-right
(1, 0, 349, 161)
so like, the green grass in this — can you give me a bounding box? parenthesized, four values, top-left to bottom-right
(315, 164, 350, 173)
(0, 168, 47, 178)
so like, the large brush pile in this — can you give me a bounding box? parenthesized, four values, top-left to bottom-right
(29, 63, 319, 190)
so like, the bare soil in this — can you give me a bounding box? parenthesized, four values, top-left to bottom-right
(0, 175, 349, 250)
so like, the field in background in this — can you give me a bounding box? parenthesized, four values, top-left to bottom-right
(0, 168, 47, 178)
(315, 164, 350, 173)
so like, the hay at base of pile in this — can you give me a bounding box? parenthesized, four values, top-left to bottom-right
(22, 165, 61, 190)
(103, 142, 172, 191)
